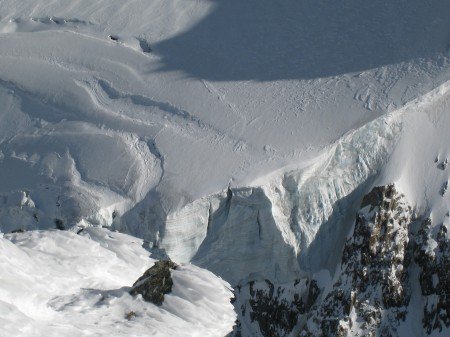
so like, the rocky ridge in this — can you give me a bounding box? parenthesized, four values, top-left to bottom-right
(229, 185, 450, 337)
(229, 278, 319, 337)
(414, 219, 450, 334)
(301, 184, 413, 336)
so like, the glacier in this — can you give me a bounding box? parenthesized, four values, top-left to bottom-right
(1, 0, 450, 336)
(114, 106, 403, 284)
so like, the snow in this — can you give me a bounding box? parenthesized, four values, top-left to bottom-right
(118, 105, 402, 285)
(0, 228, 235, 337)
(110, 78, 450, 293)
(0, 0, 449, 234)
(1, 0, 450, 335)
(376, 80, 450, 225)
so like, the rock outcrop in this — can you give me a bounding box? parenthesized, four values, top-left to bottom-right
(127, 185, 449, 337)
(229, 278, 319, 337)
(301, 184, 413, 336)
(225, 184, 450, 337)
(414, 220, 450, 334)
(129, 260, 177, 305)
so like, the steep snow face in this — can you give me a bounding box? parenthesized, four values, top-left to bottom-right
(377, 80, 450, 228)
(0, 228, 235, 337)
(226, 81, 450, 336)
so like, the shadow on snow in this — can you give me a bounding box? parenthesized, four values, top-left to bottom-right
(154, 0, 450, 81)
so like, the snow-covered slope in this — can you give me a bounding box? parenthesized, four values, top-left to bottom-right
(0, 228, 235, 337)
(113, 79, 450, 286)
(1, 1, 450, 336)
(1, 0, 449, 231)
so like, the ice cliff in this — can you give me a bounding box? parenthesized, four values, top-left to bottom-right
(114, 104, 403, 284)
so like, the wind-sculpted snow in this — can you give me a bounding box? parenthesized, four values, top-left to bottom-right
(113, 79, 450, 303)
(0, 228, 235, 337)
(0, 121, 161, 232)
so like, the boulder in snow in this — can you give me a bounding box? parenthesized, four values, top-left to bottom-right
(129, 260, 177, 305)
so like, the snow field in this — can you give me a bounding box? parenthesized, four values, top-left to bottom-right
(0, 228, 235, 337)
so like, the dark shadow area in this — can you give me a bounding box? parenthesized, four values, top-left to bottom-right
(154, 0, 450, 81)
(299, 176, 376, 273)
(48, 286, 131, 312)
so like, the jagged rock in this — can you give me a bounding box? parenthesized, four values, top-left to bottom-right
(129, 260, 177, 305)
(414, 220, 450, 334)
(230, 278, 319, 337)
(360, 185, 392, 210)
(225, 184, 450, 337)
(301, 184, 412, 337)
(248, 280, 298, 337)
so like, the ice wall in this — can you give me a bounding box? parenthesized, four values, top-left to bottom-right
(115, 110, 403, 284)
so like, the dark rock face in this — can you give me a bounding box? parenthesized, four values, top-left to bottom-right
(301, 185, 413, 336)
(129, 260, 177, 305)
(414, 220, 450, 334)
(225, 184, 450, 337)
(229, 278, 319, 337)
(360, 185, 390, 209)
(248, 280, 298, 337)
